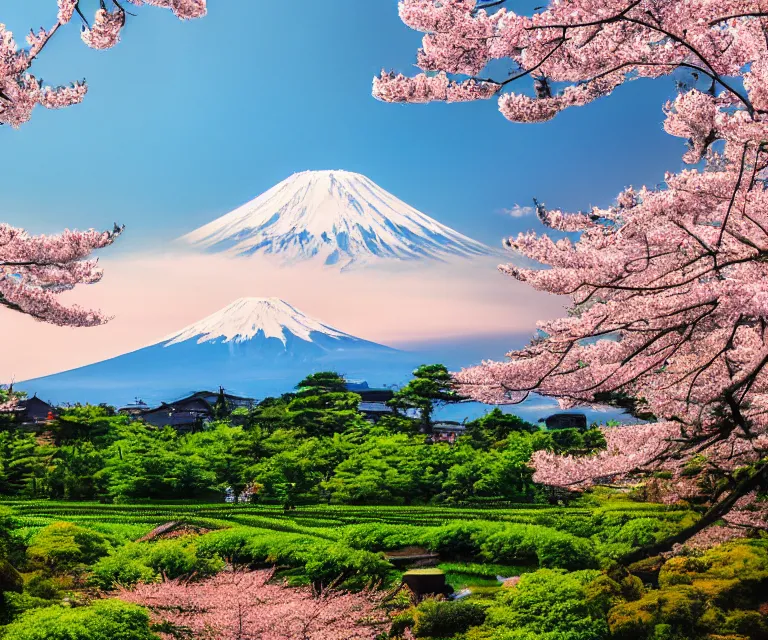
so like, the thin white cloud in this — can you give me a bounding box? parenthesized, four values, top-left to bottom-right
(499, 204, 535, 218)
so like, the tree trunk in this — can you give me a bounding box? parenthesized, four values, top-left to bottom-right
(620, 463, 767, 565)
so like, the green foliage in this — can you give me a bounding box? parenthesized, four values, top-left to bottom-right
(425, 521, 500, 558)
(101, 424, 216, 501)
(0, 432, 53, 497)
(46, 443, 105, 500)
(321, 433, 449, 504)
(89, 539, 223, 589)
(2, 599, 159, 640)
(486, 569, 613, 640)
(608, 586, 707, 639)
(184, 424, 263, 502)
(479, 524, 598, 570)
(411, 599, 486, 637)
(26, 523, 111, 573)
(442, 437, 537, 503)
(340, 523, 430, 550)
(250, 436, 341, 505)
(287, 372, 365, 437)
(609, 541, 768, 640)
(49, 406, 129, 446)
(195, 527, 391, 589)
(389, 364, 464, 433)
(465, 409, 537, 448)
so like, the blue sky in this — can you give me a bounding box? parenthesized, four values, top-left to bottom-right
(3, 0, 686, 252)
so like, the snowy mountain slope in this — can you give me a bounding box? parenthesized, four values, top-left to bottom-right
(163, 298, 355, 347)
(179, 170, 497, 269)
(19, 297, 409, 405)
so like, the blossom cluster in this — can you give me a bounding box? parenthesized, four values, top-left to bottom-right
(1, 0, 207, 127)
(0, 223, 123, 326)
(118, 568, 388, 640)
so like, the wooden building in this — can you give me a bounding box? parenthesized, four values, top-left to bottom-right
(0, 394, 57, 431)
(140, 405, 207, 433)
(431, 421, 466, 443)
(117, 398, 153, 418)
(17, 395, 56, 425)
(345, 381, 396, 422)
(138, 388, 256, 433)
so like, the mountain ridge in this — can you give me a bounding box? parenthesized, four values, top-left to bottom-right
(162, 297, 361, 347)
(18, 297, 408, 405)
(179, 170, 497, 270)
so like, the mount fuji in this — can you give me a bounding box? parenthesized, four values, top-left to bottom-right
(17, 298, 639, 426)
(179, 170, 498, 270)
(19, 298, 418, 406)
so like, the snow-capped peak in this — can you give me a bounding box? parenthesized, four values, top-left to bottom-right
(179, 170, 497, 270)
(162, 297, 352, 347)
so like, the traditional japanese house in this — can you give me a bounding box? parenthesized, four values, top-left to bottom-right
(138, 388, 256, 433)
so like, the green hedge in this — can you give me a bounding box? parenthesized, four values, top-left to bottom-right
(2, 600, 158, 640)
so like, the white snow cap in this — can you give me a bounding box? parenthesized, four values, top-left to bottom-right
(163, 297, 352, 347)
(180, 170, 495, 269)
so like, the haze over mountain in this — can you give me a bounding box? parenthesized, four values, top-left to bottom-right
(179, 170, 498, 270)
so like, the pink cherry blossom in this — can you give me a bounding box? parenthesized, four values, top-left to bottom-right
(378, 0, 768, 547)
(127, 0, 208, 21)
(0, 223, 123, 326)
(118, 568, 388, 640)
(80, 8, 126, 50)
(57, 0, 79, 25)
(1, 0, 207, 128)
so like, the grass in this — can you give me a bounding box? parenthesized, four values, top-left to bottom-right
(438, 562, 532, 592)
(438, 562, 530, 579)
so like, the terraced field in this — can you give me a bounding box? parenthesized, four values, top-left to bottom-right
(6, 499, 666, 538)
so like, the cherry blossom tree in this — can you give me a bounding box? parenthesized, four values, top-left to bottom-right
(118, 568, 389, 640)
(0, 1, 206, 327)
(0, 223, 123, 327)
(375, 0, 768, 555)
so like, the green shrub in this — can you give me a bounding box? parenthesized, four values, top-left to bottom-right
(479, 526, 538, 565)
(424, 521, 501, 557)
(536, 514, 594, 538)
(412, 599, 486, 637)
(721, 609, 768, 638)
(196, 528, 392, 588)
(389, 609, 416, 637)
(302, 544, 391, 588)
(2, 599, 159, 640)
(0, 593, 54, 626)
(143, 540, 224, 579)
(24, 574, 63, 600)
(613, 518, 675, 548)
(340, 523, 428, 551)
(89, 540, 223, 590)
(195, 528, 253, 565)
(26, 523, 111, 573)
(479, 524, 598, 570)
(486, 568, 611, 640)
(608, 586, 707, 640)
(89, 553, 159, 590)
